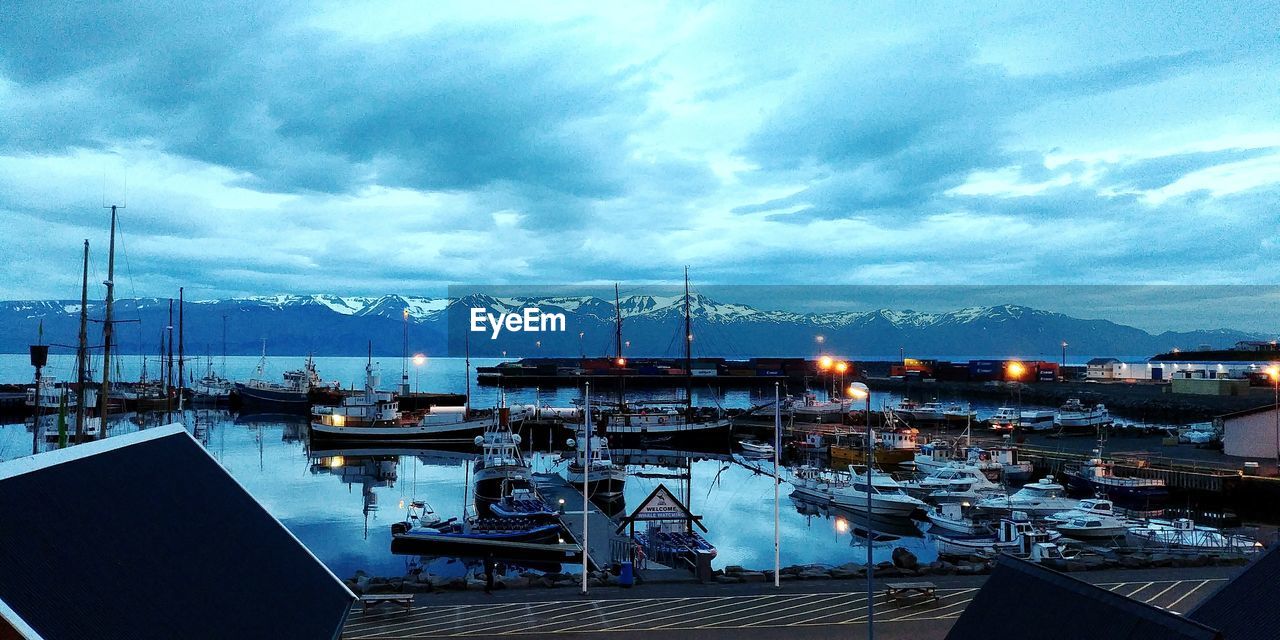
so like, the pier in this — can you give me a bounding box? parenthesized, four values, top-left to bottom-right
(532, 473, 622, 572)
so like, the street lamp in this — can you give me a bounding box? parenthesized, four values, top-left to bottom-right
(1007, 362, 1025, 430)
(818, 356, 833, 401)
(1061, 341, 1068, 368)
(412, 353, 426, 393)
(835, 362, 849, 413)
(1268, 365, 1279, 471)
(847, 380, 874, 639)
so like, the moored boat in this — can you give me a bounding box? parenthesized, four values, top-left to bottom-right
(931, 514, 1062, 557)
(1054, 398, 1112, 433)
(564, 426, 627, 500)
(829, 467, 926, 518)
(1066, 445, 1168, 507)
(974, 476, 1079, 518)
(1125, 518, 1262, 555)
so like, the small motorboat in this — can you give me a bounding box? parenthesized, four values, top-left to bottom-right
(1125, 518, 1263, 555)
(391, 501, 561, 544)
(988, 407, 1019, 431)
(932, 513, 1062, 557)
(739, 439, 776, 457)
(829, 467, 926, 518)
(974, 476, 1079, 518)
(899, 464, 1001, 502)
(924, 502, 990, 536)
(488, 487, 558, 521)
(635, 521, 717, 560)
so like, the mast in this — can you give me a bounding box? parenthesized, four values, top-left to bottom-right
(464, 329, 471, 417)
(178, 287, 185, 411)
(401, 308, 410, 395)
(614, 283, 624, 410)
(75, 239, 90, 444)
(683, 267, 692, 418)
(221, 314, 228, 378)
(97, 205, 118, 438)
(167, 298, 175, 410)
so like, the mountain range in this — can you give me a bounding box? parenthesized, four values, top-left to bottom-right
(0, 294, 1269, 360)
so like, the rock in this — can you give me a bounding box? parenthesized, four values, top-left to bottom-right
(830, 568, 862, 579)
(389, 578, 405, 591)
(716, 575, 745, 584)
(781, 565, 805, 576)
(466, 578, 488, 591)
(443, 577, 468, 591)
(724, 565, 746, 574)
(955, 562, 985, 576)
(539, 576, 559, 588)
(799, 568, 833, 580)
(837, 562, 864, 572)
(892, 547, 919, 570)
(873, 567, 903, 578)
(738, 571, 767, 582)
(369, 577, 388, 586)
(1150, 553, 1176, 568)
(1118, 555, 1147, 569)
(605, 574, 622, 587)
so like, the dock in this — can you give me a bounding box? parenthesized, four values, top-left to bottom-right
(532, 473, 623, 572)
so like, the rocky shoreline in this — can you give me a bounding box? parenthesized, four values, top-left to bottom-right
(345, 547, 1254, 594)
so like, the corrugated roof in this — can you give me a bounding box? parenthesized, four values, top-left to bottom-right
(0, 425, 355, 640)
(1189, 544, 1280, 640)
(946, 556, 1221, 640)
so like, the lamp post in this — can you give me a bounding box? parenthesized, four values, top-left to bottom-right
(1007, 361, 1025, 430)
(836, 362, 849, 415)
(847, 381, 873, 640)
(412, 353, 426, 394)
(1061, 341, 1068, 368)
(818, 356, 833, 400)
(1268, 365, 1279, 472)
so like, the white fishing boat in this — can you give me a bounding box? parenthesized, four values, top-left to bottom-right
(829, 467, 926, 518)
(788, 465, 843, 504)
(788, 392, 849, 423)
(974, 476, 1079, 518)
(192, 358, 233, 402)
(905, 401, 947, 422)
(943, 403, 977, 423)
(309, 356, 405, 442)
(472, 417, 533, 513)
(25, 377, 98, 410)
(1125, 518, 1263, 555)
(1054, 398, 1111, 433)
(564, 427, 626, 500)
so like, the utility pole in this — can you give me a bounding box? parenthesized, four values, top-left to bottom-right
(97, 204, 120, 438)
(75, 240, 90, 444)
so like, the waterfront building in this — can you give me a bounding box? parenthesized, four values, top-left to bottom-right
(0, 425, 356, 640)
(1218, 404, 1280, 459)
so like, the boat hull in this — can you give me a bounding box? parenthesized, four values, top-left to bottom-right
(565, 468, 627, 499)
(309, 420, 487, 444)
(234, 383, 310, 413)
(1066, 475, 1169, 506)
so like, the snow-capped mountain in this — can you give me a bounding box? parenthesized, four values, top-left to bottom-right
(0, 294, 1266, 358)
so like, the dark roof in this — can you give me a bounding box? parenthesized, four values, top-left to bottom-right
(1217, 404, 1278, 421)
(0, 425, 355, 640)
(1087, 358, 1122, 365)
(946, 556, 1221, 640)
(1189, 544, 1280, 640)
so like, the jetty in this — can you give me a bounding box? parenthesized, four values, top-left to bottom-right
(532, 473, 621, 571)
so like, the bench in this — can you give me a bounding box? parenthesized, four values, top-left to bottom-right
(360, 593, 414, 613)
(885, 581, 939, 604)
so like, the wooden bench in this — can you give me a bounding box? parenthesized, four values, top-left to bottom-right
(885, 581, 939, 604)
(360, 593, 414, 613)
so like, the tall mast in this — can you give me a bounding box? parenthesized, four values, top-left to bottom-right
(683, 267, 692, 418)
(614, 283, 624, 410)
(75, 240, 89, 444)
(178, 287, 185, 411)
(221, 314, 228, 378)
(401, 308, 410, 395)
(97, 205, 118, 438)
(167, 298, 175, 410)
(464, 329, 471, 417)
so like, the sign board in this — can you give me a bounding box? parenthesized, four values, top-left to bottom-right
(616, 483, 706, 533)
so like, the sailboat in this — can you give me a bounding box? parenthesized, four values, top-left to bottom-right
(603, 271, 733, 443)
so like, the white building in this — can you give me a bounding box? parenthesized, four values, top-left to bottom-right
(1086, 358, 1122, 380)
(1219, 405, 1280, 459)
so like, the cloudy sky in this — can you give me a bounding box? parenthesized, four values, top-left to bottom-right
(3, 1, 1277, 314)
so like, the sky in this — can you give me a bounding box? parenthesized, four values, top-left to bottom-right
(2, 1, 1278, 318)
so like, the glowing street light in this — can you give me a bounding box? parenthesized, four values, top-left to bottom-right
(846, 380, 874, 636)
(1269, 365, 1280, 467)
(834, 517, 849, 533)
(818, 355, 833, 370)
(412, 353, 426, 393)
(1007, 361, 1025, 430)
(616, 358, 627, 367)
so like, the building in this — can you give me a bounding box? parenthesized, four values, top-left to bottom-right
(1218, 404, 1280, 459)
(1172, 378, 1255, 397)
(0, 425, 356, 640)
(1086, 358, 1123, 380)
(1234, 340, 1279, 352)
(947, 556, 1221, 640)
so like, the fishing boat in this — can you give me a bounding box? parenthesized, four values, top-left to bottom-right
(1054, 398, 1112, 433)
(738, 439, 775, 457)
(829, 468, 926, 518)
(191, 358, 233, 403)
(974, 476, 1080, 518)
(25, 378, 97, 411)
(1125, 518, 1262, 555)
(564, 426, 627, 500)
(931, 514, 1062, 557)
(472, 413, 534, 515)
(988, 407, 1019, 431)
(1066, 443, 1168, 506)
(830, 428, 918, 467)
(309, 354, 408, 442)
(788, 393, 849, 423)
(235, 350, 328, 413)
(904, 402, 947, 423)
(1018, 409, 1056, 432)
(988, 446, 1033, 484)
(1046, 499, 1132, 539)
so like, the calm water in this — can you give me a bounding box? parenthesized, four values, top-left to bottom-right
(0, 353, 1085, 580)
